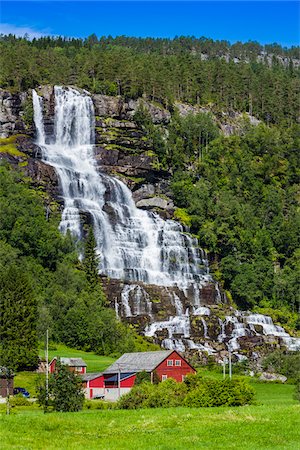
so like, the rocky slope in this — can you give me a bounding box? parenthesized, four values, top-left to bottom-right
(1, 86, 299, 367)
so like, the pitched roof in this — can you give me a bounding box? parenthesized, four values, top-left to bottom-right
(50, 357, 87, 367)
(81, 372, 103, 382)
(103, 350, 174, 374)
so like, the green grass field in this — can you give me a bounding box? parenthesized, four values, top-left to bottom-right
(1, 382, 299, 449)
(39, 343, 116, 372)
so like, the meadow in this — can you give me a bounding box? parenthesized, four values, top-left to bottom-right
(1, 382, 299, 449)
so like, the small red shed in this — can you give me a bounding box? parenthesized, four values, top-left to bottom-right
(49, 357, 87, 374)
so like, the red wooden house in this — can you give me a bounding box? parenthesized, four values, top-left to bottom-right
(81, 373, 104, 399)
(49, 357, 87, 374)
(103, 350, 195, 401)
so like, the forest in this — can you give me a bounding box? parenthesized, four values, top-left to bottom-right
(0, 34, 299, 124)
(0, 35, 299, 371)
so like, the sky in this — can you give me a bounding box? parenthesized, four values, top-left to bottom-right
(0, 1, 299, 47)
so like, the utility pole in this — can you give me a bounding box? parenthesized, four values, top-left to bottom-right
(228, 348, 232, 380)
(222, 359, 226, 380)
(118, 366, 121, 400)
(45, 329, 49, 411)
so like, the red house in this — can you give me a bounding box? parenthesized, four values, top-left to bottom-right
(103, 350, 195, 401)
(49, 357, 87, 374)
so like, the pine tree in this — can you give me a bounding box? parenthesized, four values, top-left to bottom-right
(82, 226, 99, 288)
(0, 264, 38, 371)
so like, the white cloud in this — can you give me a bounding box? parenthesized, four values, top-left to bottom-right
(0, 23, 52, 39)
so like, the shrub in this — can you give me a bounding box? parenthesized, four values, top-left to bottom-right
(294, 378, 300, 402)
(262, 351, 300, 380)
(117, 374, 254, 409)
(10, 395, 31, 406)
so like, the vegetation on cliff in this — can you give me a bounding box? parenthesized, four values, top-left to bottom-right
(0, 165, 157, 370)
(0, 34, 299, 124)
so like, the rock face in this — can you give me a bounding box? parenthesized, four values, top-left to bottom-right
(0, 90, 27, 138)
(2, 85, 298, 368)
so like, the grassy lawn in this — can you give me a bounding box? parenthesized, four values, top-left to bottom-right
(0, 382, 299, 449)
(39, 343, 116, 372)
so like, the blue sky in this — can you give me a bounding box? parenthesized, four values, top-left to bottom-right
(0, 1, 299, 47)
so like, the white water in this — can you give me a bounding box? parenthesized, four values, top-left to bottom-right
(33, 87, 211, 293)
(33, 87, 300, 355)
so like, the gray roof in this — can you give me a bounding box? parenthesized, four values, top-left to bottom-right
(103, 350, 174, 374)
(81, 372, 103, 382)
(59, 357, 87, 367)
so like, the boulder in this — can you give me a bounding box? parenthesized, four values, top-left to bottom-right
(136, 196, 174, 210)
(259, 372, 287, 383)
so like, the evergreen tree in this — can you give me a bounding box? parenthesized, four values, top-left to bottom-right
(0, 264, 39, 371)
(82, 226, 100, 288)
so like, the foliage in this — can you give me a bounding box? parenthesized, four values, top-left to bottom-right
(117, 374, 254, 409)
(0, 35, 299, 125)
(0, 264, 39, 371)
(10, 395, 31, 407)
(82, 226, 100, 289)
(0, 165, 157, 359)
(262, 351, 300, 380)
(171, 123, 300, 316)
(37, 360, 84, 412)
(294, 378, 300, 402)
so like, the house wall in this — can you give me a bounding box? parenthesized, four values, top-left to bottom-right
(89, 376, 104, 388)
(104, 387, 131, 402)
(0, 378, 14, 397)
(155, 351, 195, 382)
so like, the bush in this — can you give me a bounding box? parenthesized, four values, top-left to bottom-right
(10, 395, 31, 406)
(117, 374, 254, 409)
(262, 351, 300, 380)
(294, 378, 300, 402)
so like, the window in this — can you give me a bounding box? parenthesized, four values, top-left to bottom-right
(162, 375, 168, 381)
(167, 360, 173, 366)
(175, 360, 181, 366)
(182, 375, 186, 381)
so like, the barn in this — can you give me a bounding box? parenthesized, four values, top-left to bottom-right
(49, 357, 87, 374)
(81, 372, 104, 399)
(103, 350, 196, 401)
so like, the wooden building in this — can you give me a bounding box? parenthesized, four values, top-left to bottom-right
(49, 357, 87, 374)
(0, 367, 14, 398)
(103, 350, 195, 401)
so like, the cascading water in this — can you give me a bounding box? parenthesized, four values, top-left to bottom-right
(33, 86, 300, 357)
(33, 87, 211, 294)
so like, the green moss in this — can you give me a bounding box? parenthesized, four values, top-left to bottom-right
(18, 161, 28, 167)
(173, 208, 192, 227)
(0, 143, 26, 157)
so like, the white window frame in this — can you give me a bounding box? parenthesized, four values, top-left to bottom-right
(182, 375, 186, 381)
(162, 374, 168, 381)
(167, 360, 173, 366)
(175, 360, 181, 366)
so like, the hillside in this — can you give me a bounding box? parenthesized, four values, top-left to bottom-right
(0, 36, 299, 372)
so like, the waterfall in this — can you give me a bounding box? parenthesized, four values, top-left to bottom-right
(33, 86, 212, 292)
